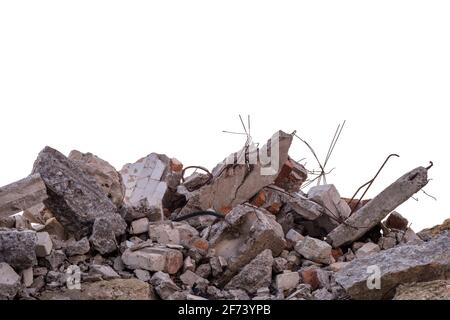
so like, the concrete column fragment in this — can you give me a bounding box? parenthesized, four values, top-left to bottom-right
(0, 174, 47, 218)
(327, 166, 429, 248)
(32, 146, 126, 239)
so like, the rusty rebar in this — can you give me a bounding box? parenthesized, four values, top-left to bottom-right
(349, 153, 400, 213)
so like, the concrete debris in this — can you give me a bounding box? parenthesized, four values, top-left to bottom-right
(148, 221, 199, 246)
(208, 204, 286, 285)
(89, 217, 119, 255)
(0, 262, 21, 300)
(275, 271, 300, 292)
(180, 270, 209, 288)
(150, 271, 181, 300)
(354, 242, 380, 258)
(186, 131, 293, 214)
(64, 237, 91, 256)
(68, 150, 125, 206)
(417, 218, 450, 241)
(327, 166, 429, 248)
(295, 236, 334, 265)
(393, 280, 450, 300)
(39, 278, 154, 300)
(335, 231, 450, 299)
(22, 267, 34, 287)
(130, 217, 149, 235)
(224, 249, 273, 294)
(0, 174, 48, 219)
(89, 264, 120, 280)
(35, 232, 53, 257)
(0, 140, 443, 300)
(32, 147, 126, 239)
(120, 153, 183, 221)
(122, 246, 183, 274)
(308, 184, 351, 220)
(0, 230, 37, 269)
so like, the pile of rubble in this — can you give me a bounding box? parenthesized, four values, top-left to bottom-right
(0, 130, 448, 300)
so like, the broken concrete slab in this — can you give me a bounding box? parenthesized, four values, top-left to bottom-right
(32, 146, 126, 239)
(35, 232, 53, 257)
(327, 166, 429, 248)
(187, 131, 293, 214)
(122, 246, 183, 274)
(295, 236, 334, 265)
(0, 174, 47, 218)
(308, 184, 351, 220)
(335, 231, 450, 299)
(224, 249, 273, 294)
(68, 150, 125, 207)
(39, 278, 153, 300)
(0, 262, 21, 300)
(0, 230, 37, 269)
(120, 153, 183, 221)
(417, 218, 450, 241)
(393, 280, 450, 300)
(207, 204, 286, 286)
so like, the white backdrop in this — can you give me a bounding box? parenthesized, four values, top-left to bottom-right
(1, 1, 448, 231)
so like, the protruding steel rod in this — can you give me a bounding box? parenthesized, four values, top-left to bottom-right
(349, 153, 400, 213)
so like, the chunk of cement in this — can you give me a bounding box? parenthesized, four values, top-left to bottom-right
(327, 166, 429, 248)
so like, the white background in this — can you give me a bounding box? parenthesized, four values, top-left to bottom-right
(1, 1, 448, 231)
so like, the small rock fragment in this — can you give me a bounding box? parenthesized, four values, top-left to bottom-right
(275, 271, 300, 292)
(130, 218, 150, 235)
(295, 236, 334, 265)
(355, 242, 380, 258)
(35, 232, 53, 257)
(224, 249, 273, 294)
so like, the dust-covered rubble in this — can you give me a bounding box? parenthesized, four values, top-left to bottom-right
(0, 130, 446, 300)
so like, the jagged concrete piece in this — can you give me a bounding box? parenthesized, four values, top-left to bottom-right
(327, 167, 429, 247)
(224, 249, 273, 294)
(208, 204, 286, 286)
(393, 280, 450, 300)
(122, 246, 183, 274)
(69, 150, 125, 207)
(120, 153, 182, 221)
(32, 146, 126, 239)
(335, 231, 450, 300)
(308, 184, 351, 220)
(193, 131, 293, 213)
(0, 174, 47, 218)
(0, 263, 21, 300)
(0, 230, 37, 269)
